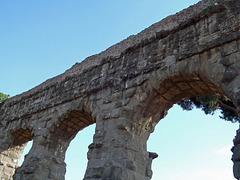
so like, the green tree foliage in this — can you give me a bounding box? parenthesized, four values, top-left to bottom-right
(177, 94, 239, 123)
(0, 92, 10, 107)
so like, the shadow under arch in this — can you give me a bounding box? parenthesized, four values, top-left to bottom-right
(11, 128, 33, 147)
(52, 110, 95, 141)
(143, 74, 229, 131)
(0, 128, 33, 179)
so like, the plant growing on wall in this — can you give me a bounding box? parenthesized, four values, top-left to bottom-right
(0, 92, 10, 107)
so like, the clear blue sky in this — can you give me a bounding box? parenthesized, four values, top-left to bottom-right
(1, 0, 239, 180)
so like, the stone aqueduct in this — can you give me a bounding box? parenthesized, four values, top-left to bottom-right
(1, 0, 240, 179)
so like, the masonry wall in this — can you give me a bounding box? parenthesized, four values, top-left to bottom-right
(0, 0, 240, 179)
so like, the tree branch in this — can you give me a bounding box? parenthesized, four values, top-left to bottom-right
(217, 100, 237, 114)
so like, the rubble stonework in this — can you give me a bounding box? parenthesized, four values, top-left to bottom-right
(0, 0, 240, 179)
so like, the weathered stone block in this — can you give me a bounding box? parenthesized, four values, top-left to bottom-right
(221, 41, 238, 56)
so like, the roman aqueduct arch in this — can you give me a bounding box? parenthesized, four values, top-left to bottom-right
(0, 0, 240, 179)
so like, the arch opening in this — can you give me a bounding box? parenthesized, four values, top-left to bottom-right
(7, 110, 96, 180)
(65, 124, 96, 180)
(147, 104, 239, 180)
(144, 71, 239, 179)
(0, 128, 33, 179)
(47, 110, 96, 179)
(17, 140, 33, 168)
(11, 128, 34, 168)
